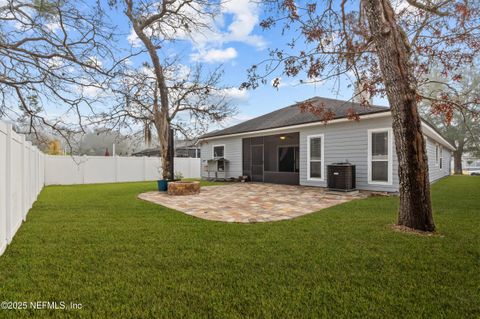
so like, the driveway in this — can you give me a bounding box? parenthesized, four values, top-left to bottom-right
(139, 183, 366, 223)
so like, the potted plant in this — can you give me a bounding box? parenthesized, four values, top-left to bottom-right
(157, 166, 169, 192)
(157, 179, 169, 192)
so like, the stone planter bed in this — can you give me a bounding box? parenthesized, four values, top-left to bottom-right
(167, 181, 201, 196)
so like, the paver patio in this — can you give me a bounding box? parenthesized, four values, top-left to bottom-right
(138, 183, 367, 223)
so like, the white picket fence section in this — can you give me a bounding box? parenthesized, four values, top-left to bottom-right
(44, 156, 201, 185)
(0, 122, 45, 256)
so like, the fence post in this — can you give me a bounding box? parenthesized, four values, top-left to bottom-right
(114, 154, 118, 183)
(5, 124, 12, 244)
(20, 135, 27, 221)
(143, 156, 147, 181)
(82, 155, 87, 184)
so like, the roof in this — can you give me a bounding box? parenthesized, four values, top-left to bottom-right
(200, 96, 389, 139)
(132, 139, 199, 157)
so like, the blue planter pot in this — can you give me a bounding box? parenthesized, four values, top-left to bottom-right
(157, 179, 169, 192)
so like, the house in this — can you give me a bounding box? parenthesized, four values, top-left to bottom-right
(198, 97, 455, 192)
(132, 139, 201, 158)
(462, 153, 480, 174)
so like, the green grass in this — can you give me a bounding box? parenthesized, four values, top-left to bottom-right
(0, 177, 479, 318)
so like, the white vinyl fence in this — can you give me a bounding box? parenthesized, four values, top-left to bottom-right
(1, 119, 201, 256)
(0, 122, 45, 256)
(44, 156, 201, 185)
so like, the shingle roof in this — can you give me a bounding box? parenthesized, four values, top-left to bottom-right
(200, 96, 390, 139)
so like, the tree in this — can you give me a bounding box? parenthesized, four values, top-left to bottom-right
(0, 0, 122, 147)
(420, 67, 480, 174)
(47, 139, 62, 155)
(107, 0, 236, 180)
(244, 1, 480, 231)
(109, 61, 236, 146)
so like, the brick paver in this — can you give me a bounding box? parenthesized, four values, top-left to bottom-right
(138, 183, 366, 223)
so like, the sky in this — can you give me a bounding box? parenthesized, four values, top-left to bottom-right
(98, 0, 390, 130)
(0, 0, 390, 132)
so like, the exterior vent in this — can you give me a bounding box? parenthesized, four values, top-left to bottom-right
(327, 163, 356, 191)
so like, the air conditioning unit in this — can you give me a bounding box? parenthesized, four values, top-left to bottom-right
(327, 163, 356, 191)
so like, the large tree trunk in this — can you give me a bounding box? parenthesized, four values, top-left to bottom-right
(127, 4, 171, 180)
(154, 113, 170, 180)
(363, 0, 435, 231)
(453, 150, 463, 175)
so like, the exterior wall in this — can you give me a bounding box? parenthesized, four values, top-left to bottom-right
(426, 137, 452, 182)
(200, 114, 453, 191)
(299, 116, 400, 192)
(200, 137, 243, 179)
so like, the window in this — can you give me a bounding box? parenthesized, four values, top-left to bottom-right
(278, 146, 299, 172)
(307, 134, 324, 181)
(439, 147, 443, 169)
(435, 144, 439, 165)
(368, 129, 392, 184)
(213, 145, 224, 158)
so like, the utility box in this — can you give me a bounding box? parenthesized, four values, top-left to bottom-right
(327, 163, 356, 191)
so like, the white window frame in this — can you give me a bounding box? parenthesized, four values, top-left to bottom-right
(368, 128, 393, 185)
(307, 134, 325, 182)
(212, 144, 225, 159)
(212, 144, 225, 172)
(435, 143, 439, 166)
(439, 146, 443, 169)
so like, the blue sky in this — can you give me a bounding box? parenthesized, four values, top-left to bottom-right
(96, 1, 388, 129)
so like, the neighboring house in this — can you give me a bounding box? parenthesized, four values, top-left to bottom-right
(132, 139, 201, 158)
(462, 153, 480, 172)
(198, 97, 455, 192)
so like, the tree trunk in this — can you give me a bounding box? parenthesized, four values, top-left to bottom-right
(154, 114, 170, 180)
(453, 150, 463, 175)
(362, 0, 435, 231)
(127, 6, 171, 180)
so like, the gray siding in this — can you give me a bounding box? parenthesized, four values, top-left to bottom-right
(200, 114, 452, 191)
(299, 116, 399, 192)
(426, 137, 452, 183)
(200, 136, 243, 179)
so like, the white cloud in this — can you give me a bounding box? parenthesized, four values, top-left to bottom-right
(271, 77, 289, 88)
(127, 28, 142, 48)
(45, 21, 61, 33)
(221, 87, 249, 101)
(191, 47, 237, 63)
(220, 0, 265, 48)
(126, 0, 265, 63)
(86, 56, 102, 68)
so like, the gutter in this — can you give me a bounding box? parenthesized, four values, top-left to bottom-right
(199, 110, 456, 151)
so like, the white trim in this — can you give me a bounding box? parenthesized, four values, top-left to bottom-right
(435, 143, 439, 166)
(306, 134, 325, 182)
(200, 111, 455, 152)
(200, 111, 391, 141)
(367, 128, 393, 185)
(212, 144, 225, 158)
(212, 144, 225, 172)
(421, 122, 456, 151)
(439, 146, 443, 169)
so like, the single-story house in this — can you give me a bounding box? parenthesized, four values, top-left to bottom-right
(132, 139, 201, 158)
(198, 97, 455, 192)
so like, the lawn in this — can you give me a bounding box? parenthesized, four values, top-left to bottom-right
(0, 177, 478, 318)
